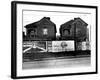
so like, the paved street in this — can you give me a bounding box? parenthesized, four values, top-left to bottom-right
(22, 56, 90, 69)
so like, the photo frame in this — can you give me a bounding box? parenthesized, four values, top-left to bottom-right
(11, 1, 98, 79)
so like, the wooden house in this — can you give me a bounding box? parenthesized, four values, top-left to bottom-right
(24, 17, 57, 40)
(60, 17, 88, 41)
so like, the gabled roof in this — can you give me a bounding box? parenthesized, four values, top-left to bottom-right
(37, 17, 55, 26)
(74, 17, 88, 26)
(60, 20, 74, 30)
(24, 21, 39, 28)
(25, 17, 56, 28)
(60, 17, 88, 30)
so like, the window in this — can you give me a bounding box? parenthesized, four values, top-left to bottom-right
(30, 30, 35, 35)
(30, 29, 37, 37)
(63, 29, 70, 35)
(43, 28, 48, 35)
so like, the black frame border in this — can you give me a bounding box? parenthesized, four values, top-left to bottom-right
(11, 1, 98, 79)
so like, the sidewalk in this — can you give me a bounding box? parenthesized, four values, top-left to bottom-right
(23, 50, 90, 62)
